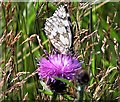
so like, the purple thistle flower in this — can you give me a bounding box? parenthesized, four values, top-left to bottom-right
(37, 54, 82, 92)
(37, 54, 82, 81)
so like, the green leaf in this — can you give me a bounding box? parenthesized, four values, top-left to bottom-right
(38, 89, 53, 96)
(55, 77, 74, 87)
(63, 94, 74, 101)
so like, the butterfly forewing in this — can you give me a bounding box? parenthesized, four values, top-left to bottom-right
(44, 5, 73, 54)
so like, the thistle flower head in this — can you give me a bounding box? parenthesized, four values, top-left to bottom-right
(37, 54, 82, 80)
(37, 54, 82, 92)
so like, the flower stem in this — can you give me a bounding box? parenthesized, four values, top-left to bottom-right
(78, 85, 85, 102)
(51, 92, 57, 102)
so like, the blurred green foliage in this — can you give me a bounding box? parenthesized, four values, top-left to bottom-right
(1, 2, 120, 101)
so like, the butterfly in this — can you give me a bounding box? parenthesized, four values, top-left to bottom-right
(44, 4, 89, 85)
(44, 4, 73, 54)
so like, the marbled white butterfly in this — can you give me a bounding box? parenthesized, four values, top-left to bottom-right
(44, 4, 73, 54)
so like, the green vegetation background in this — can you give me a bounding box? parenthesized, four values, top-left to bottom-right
(1, 2, 120, 101)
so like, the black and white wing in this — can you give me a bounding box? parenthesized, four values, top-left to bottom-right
(44, 4, 73, 54)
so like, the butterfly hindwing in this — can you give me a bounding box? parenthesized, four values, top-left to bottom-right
(44, 4, 73, 54)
